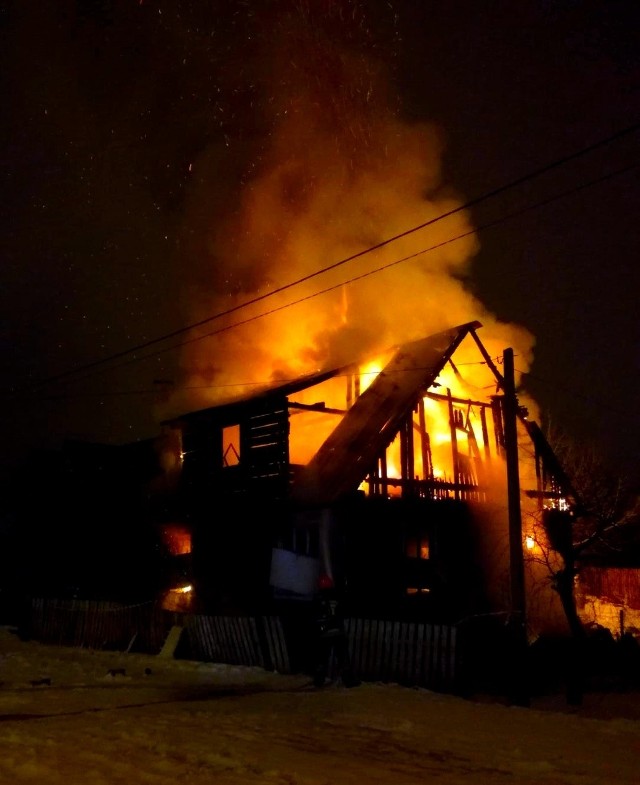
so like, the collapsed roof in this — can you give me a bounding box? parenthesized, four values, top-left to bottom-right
(290, 321, 483, 504)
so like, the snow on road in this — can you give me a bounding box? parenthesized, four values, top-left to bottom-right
(0, 627, 638, 784)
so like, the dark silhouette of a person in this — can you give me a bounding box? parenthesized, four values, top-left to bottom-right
(312, 573, 359, 688)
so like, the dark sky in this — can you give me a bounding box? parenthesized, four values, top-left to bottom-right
(1, 0, 638, 480)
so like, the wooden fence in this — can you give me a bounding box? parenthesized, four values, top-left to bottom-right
(345, 617, 457, 691)
(28, 597, 171, 653)
(25, 599, 459, 692)
(185, 614, 291, 674)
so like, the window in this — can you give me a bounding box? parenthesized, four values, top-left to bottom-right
(405, 535, 430, 560)
(222, 424, 240, 467)
(405, 534, 431, 596)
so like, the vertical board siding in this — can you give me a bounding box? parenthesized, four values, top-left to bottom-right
(578, 567, 640, 611)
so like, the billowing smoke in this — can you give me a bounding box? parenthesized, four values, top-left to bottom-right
(163, 1, 535, 419)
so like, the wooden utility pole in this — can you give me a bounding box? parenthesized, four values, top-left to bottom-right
(502, 348, 526, 620)
(502, 347, 529, 706)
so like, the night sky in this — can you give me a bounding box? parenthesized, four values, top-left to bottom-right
(1, 1, 638, 481)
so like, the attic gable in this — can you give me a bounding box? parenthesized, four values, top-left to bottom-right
(290, 321, 482, 504)
(160, 319, 573, 514)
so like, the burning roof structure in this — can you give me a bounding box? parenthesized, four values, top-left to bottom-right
(160, 320, 572, 504)
(291, 321, 493, 504)
(155, 320, 576, 634)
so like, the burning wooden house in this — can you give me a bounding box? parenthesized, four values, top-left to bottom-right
(153, 320, 576, 635)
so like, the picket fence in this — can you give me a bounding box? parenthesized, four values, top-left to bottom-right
(26, 598, 459, 692)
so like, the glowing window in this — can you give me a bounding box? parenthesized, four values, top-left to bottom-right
(161, 525, 192, 555)
(222, 424, 240, 467)
(405, 536, 430, 560)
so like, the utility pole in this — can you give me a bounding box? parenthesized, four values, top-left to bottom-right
(502, 347, 529, 706)
(503, 348, 526, 620)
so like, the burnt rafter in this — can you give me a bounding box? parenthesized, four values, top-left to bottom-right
(471, 327, 579, 505)
(523, 420, 582, 508)
(424, 390, 491, 409)
(467, 324, 579, 507)
(290, 321, 482, 505)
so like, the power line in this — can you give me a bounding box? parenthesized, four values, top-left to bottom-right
(20, 120, 640, 392)
(37, 155, 638, 394)
(23, 362, 503, 402)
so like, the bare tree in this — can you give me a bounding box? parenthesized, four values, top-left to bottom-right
(529, 425, 639, 636)
(523, 425, 639, 701)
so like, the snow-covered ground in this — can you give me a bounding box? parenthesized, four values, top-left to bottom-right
(0, 627, 639, 784)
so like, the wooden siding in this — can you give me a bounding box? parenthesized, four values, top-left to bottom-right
(243, 397, 290, 498)
(578, 567, 640, 611)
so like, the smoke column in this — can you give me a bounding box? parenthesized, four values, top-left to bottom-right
(165, 1, 535, 418)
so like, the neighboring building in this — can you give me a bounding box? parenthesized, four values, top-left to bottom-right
(574, 522, 640, 637)
(577, 566, 640, 637)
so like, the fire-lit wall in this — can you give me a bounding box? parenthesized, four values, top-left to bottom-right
(577, 567, 640, 637)
(161, 525, 192, 556)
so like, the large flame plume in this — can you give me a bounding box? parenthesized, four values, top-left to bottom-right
(162, 1, 535, 419)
